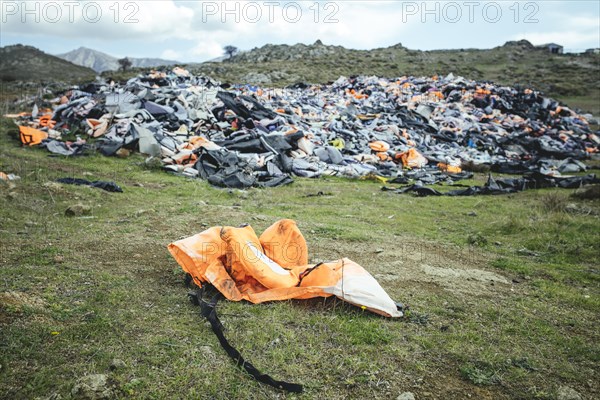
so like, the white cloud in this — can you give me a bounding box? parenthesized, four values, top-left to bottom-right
(2, 0, 598, 60)
(566, 16, 600, 29)
(181, 1, 413, 59)
(161, 49, 182, 60)
(1, 0, 195, 40)
(190, 39, 226, 60)
(509, 7, 600, 50)
(126, 1, 195, 39)
(2, 0, 412, 58)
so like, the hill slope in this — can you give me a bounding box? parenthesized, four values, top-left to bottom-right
(190, 40, 600, 114)
(57, 47, 180, 73)
(2, 41, 598, 115)
(0, 45, 96, 83)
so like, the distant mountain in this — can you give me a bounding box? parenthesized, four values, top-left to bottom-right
(0, 44, 96, 82)
(57, 47, 118, 73)
(57, 47, 180, 73)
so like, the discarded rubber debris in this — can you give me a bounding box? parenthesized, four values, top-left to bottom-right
(6, 68, 598, 191)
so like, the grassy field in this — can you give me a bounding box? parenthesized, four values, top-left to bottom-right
(0, 117, 599, 399)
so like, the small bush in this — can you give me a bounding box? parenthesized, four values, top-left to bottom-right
(460, 361, 501, 385)
(467, 232, 488, 246)
(539, 192, 568, 212)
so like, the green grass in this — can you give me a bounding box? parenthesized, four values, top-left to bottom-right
(0, 117, 599, 399)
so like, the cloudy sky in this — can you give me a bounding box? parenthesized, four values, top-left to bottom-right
(1, 1, 598, 61)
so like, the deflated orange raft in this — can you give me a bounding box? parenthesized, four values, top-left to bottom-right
(168, 219, 402, 318)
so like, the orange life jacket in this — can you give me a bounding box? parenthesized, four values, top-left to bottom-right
(369, 141, 390, 153)
(39, 114, 56, 129)
(169, 220, 403, 393)
(437, 162, 462, 174)
(397, 148, 428, 168)
(19, 126, 48, 146)
(168, 219, 401, 318)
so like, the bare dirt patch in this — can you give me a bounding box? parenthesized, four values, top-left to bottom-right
(312, 236, 512, 297)
(0, 290, 48, 324)
(0, 290, 47, 311)
(417, 264, 509, 295)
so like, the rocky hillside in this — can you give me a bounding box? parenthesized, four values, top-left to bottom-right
(0, 45, 96, 83)
(190, 40, 600, 114)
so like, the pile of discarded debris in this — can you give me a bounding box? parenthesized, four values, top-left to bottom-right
(6, 67, 599, 193)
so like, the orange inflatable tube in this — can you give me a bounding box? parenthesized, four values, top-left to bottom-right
(168, 219, 402, 317)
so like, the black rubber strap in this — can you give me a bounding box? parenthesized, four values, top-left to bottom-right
(195, 289, 303, 393)
(21, 133, 33, 145)
(296, 262, 324, 286)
